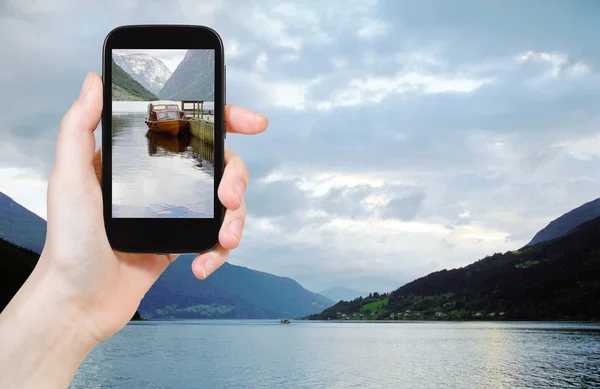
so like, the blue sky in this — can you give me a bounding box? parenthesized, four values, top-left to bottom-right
(1, 0, 599, 293)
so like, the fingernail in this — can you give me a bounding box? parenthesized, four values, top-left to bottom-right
(234, 182, 245, 207)
(80, 72, 93, 98)
(228, 220, 242, 244)
(203, 258, 217, 277)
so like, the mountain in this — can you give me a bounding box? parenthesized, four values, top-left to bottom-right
(527, 198, 600, 246)
(0, 192, 46, 253)
(159, 49, 214, 101)
(139, 258, 334, 319)
(0, 192, 333, 320)
(319, 287, 366, 302)
(0, 193, 141, 320)
(112, 53, 172, 95)
(308, 214, 600, 322)
(0, 237, 38, 311)
(111, 59, 159, 101)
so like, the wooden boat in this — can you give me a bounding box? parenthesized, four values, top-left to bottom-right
(145, 102, 190, 136)
(280, 319, 291, 324)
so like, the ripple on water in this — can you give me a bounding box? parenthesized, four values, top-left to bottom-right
(69, 321, 600, 389)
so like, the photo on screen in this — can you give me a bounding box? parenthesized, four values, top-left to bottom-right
(110, 49, 215, 218)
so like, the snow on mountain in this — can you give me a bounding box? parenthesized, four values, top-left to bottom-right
(112, 53, 172, 95)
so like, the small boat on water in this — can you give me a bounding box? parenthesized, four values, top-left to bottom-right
(145, 102, 189, 136)
(280, 319, 291, 324)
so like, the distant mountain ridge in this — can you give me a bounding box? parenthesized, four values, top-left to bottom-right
(111, 59, 159, 101)
(0, 192, 46, 253)
(159, 50, 214, 100)
(319, 286, 366, 302)
(309, 198, 600, 322)
(140, 259, 333, 319)
(113, 53, 172, 95)
(527, 198, 600, 246)
(0, 192, 333, 320)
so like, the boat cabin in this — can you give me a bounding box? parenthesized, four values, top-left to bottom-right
(147, 103, 187, 121)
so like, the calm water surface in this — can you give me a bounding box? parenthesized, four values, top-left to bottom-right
(69, 320, 600, 389)
(111, 101, 214, 218)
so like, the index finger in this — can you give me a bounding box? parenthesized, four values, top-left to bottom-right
(225, 104, 268, 135)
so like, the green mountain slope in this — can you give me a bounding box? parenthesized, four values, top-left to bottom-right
(309, 215, 600, 321)
(159, 49, 214, 100)
(112, 59, 159, 101)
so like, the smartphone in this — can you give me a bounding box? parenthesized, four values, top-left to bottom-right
(101, 25, 225, 253)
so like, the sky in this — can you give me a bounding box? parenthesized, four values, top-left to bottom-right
(1, 0, 599, 293)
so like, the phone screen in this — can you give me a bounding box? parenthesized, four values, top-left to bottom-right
(110, 49, 215, 219)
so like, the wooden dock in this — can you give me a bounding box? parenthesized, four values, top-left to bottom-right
(189, 119, 214, 145)
(189, 132, 214, 164)
(181, 100, 214, 146)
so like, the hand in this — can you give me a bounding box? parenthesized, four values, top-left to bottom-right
(51, 72, 267, 339)
(0, 72, 267, 388)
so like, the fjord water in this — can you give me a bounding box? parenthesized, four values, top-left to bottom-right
(69, 321, 600, 389)
(111, 101, 214, 218)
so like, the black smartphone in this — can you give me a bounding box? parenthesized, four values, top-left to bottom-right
(101, 25, 225, 253)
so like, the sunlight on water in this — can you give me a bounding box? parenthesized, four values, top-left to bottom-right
(69, 321, 600, 389)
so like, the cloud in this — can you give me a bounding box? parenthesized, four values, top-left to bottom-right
(228, 67, 323, 110)
(357, 18, 391, 38)
(254, 52, 268, 73)
(0, 166, 48, 218)
(316, 71, 493, 110)
(380, 193, 425, 220)
(555, 132, 600, 160)
(515, 50, 591, 79)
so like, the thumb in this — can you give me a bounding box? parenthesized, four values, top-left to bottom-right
(54, 72, 103, 179)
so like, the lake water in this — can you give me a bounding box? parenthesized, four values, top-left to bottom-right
(69, 320, 600, 389)
(111, 101, 214, 218)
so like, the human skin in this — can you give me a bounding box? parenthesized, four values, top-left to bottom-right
(0, 72, 268, 389)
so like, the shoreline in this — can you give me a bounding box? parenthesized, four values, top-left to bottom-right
(129, 317, 600, 324)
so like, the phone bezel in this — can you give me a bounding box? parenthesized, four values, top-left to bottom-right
(101, 25, 225, 254)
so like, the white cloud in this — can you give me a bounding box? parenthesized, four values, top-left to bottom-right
(176, 0, 220, 15)
(330, 57, 348, 69)
(262, 169, 417, 196)
(225, 40, 244, 58)
(228, 67, 323, 110)
(557, 132, 600, 160)
(247, 9, 305, 51)
(357, 18, 390, 38)
(317, 71, 492, 110)
(516, 50, 591, 79)
(240, 0, 384, 52)
(254, 52, 268, 73)
(241, 207, 514, 290)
